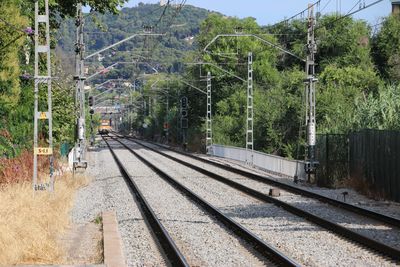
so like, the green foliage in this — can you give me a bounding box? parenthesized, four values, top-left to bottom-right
(57, 4, 212, 79)
(317, 65, 382, 134)
(53, 84, 75, 144)
(316, 15, 373, 71)
(0, 2, 28, 116)
(2, 1, 399, 162)
(213, 85, 246, 147)
(373, 14, 400, 82)
(353, 84, 400, 130)
(198, 15, 280, 86)
(181, 13, 395, 158)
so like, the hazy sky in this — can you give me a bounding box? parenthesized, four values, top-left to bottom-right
(115, 0, 392, 26)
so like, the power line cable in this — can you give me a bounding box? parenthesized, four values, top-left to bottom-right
(273, 0, 322, 26)
(281, 0, 384, 42)
(319, 0, 333, 14)
(314, 0, 384, 32)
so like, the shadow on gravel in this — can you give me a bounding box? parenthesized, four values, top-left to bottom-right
(95, 175, 123, 182)
(220, 202, 400, 249)
(159, 218, 211, 225)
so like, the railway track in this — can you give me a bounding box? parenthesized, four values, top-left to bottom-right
(115, 134, 400, 262)
(102, 136, 188, 267)
(102, 135, 299, 266)
(126, 135, 400, 229)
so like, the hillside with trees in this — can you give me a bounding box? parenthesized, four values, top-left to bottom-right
(1, 1, 400, 161)
(57, 3, 215, 77)
(127, 12, 400, 159)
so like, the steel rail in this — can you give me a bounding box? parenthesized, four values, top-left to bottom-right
(122, 137, 400, 261)
(110, 136, 300, 267)
(101, 135, 189, 267)
(131, 136, 400, 229)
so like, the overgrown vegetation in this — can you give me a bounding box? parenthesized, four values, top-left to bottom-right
(0, 174, 89, 265)
(1, 2, 400, 167)
(115, 9, 400, 159)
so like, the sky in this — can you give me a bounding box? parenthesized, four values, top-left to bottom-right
(116, 0, 392, 26)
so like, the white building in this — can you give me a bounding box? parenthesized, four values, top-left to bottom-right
(160, 0, 178, 6)
(392, 0, 400, 14)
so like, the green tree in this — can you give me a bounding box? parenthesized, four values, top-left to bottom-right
(0, 2, 28, 116)
(317, 65, 381, 133)
(373, 13, 400, 82)
(316, 15, 373, 71)
(353, 84, 400, 130)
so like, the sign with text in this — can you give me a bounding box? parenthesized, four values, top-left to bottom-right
(34, 147, 53, 155)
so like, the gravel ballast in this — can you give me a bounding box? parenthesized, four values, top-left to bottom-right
(202, 153, 400, 220)
(141, 141, 400, 249)
(122, 139, 397, 267)
(70, 140, 166, 267)
(113, 142, 267, 266)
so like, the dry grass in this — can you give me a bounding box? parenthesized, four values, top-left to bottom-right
(341, 176, 386, 200)
(0, 150, 58, 184)
(0, 173, 89, 265)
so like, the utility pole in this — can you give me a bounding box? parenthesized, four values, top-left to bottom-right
(74, 3, 87, 169)
(72, 8, 162, 167)
(166, 94, 169, 144)
(246, 52, 254, 164)
(180, 96, 188, 150)
(305, 5, 318, 181)
(206, 72, 212, 154)
(33, 0, 54, 192)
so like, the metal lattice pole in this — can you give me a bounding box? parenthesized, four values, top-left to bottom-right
(305, 5, 318, 179)
(246, 52, 254, 164)
(206, 72, 213, 153)
(33, 0, 54, 192)
(166, 94, 169, 144)
(74, 3, 87, 169)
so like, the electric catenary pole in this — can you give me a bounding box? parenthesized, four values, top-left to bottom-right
(206, 72, 212, 153)
(246, 52, 254, 164)
(305, 5, 318, 179)
(33, 0, 54, 192)
(166, 93, 169, 144)
(74, 3, 87, 169)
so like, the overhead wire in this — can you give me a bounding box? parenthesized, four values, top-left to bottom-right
(140, 0, 188, 74)
(273, 0, 322, 26)
(278, 0, 385, 45)
(313, 0, 384, 32)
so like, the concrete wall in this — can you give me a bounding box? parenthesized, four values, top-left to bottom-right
(210, 144, 306, 180)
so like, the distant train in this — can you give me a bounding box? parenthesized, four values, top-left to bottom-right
(98, 119, 112, 134)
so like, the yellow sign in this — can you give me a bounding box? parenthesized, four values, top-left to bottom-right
(34, 147, 53, 155)
(39, 112, 47, 120)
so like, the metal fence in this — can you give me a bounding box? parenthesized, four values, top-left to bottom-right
(316, 134, 349, 187)
(212, 129, 400, 202)
(349, 129, 400, 202)
(211, 144, 306, 180)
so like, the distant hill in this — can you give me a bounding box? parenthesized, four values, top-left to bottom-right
(57, 3, 217, 80)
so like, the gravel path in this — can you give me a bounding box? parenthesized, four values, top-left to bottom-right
(70, 139, 166, 267)
(111, 140, 268, 266)
(139, 141, 400, 249)
(121, 139, 397, 267)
